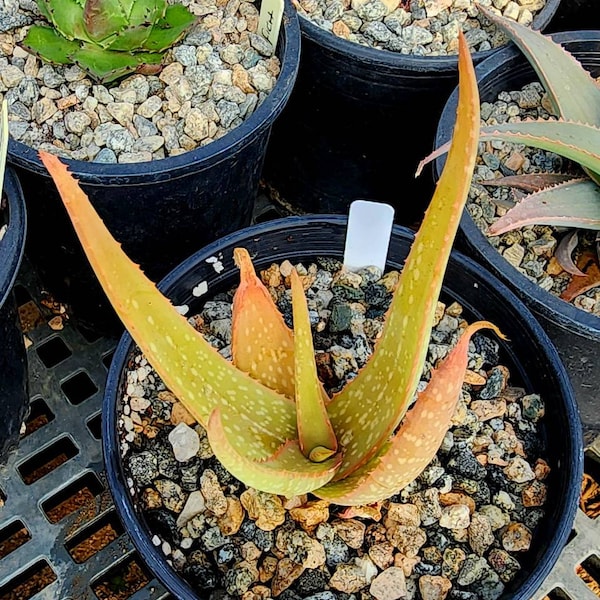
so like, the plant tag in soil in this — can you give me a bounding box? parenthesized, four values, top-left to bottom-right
(258, 0, 284, 48)
(343, 200, 395, 272)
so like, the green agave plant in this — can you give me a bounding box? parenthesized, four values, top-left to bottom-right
(22, 0, 196, 84)
(39, 32, 501, 506)
(419, 4, 600, 276)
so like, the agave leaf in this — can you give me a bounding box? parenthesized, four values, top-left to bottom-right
(22, 25, 81, 64)
(326, 30, 481, 481)
(316, 321, 502, 505)
(555, 230, 585, 276)
(480, 173, 575, 193)
(487, 179, 600, 235)
(231, 247, 296, 398)
(38, 151, 300, 463)
(142, 5, 197, 52)
(42, 0, 91, 41)
(83, 0, 129, 44)
(478, 5, 600, 126)
(290, 268, 338, 462)
(103, 0, 167, 51)
(72, 44, 163, 83)
(206, 408, 342, 496)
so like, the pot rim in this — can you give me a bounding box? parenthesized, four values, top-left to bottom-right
(7, 0, 301, 185)
(296, 0, 561, 72)
(0, 167, 27, 308)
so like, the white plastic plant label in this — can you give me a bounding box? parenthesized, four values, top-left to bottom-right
(258, 0, 284, 48)
(343, 200, 395, 272)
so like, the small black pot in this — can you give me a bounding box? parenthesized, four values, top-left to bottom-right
(262, 1, 560, 226)
(432, 31, 600, 437)
(104, 215, 582, 600)
(9, 2, 301, 336)
(0, 167, 28, 464)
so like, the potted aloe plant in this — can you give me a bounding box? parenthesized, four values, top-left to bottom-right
(0, 100, 29, 464)
(39, 34, 582, 600)
(4, 0, 301, 335)
(261, 0, 561, 225)
(424, 6, 600, 432)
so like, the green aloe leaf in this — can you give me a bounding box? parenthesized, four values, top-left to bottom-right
(142, 5, 197, 52)
(290, 269, 338, 462)
(326, 29, 481, 481)
(206, 408, 342, 496)
(487, 178, 600, 235)
(478, 5, 600, 126)
(42, 0, 90, 41)
(83, 0, 129, 44)
(22, 25, 80, 65)
(38, 152, 299, 464)
(316, 322, 501, 505)
(72, 44, 163, 83)
(103, 0, 167, 51)
(478, 120, 600, 187)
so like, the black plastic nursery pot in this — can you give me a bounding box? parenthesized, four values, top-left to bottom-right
(104, 214, 583, 600)
(433, 30, 600, 437)
(261, 0, 560, 226)
(547, 0, 600, 32)
(8, 0, 301, 336)
(0, 167, 28, 464)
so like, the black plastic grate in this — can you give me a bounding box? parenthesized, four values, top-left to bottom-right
(0, 253, 599, 600)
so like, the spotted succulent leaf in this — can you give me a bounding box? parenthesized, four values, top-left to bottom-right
(38, 152, 298, 463)
(231, 247, 296, 399)
(326, 29, 481, 481)
(488, 178, 600, 235)
(315, 321, 502, 505)
(206, 408, 342, 496)
(290, 269, 338, 461)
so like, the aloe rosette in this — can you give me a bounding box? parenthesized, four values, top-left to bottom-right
(38, 32, 502, 506)
(22, 0, 196, 83)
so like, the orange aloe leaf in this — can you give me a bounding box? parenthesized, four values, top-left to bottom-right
(39, 151, 297, 461)
(315, 321, 502, 505)
(206, 408, 342, 497)
(560, 251, 600, 301)
(290, 268, 338, 461)
(326, 30, 481, 481)
(231, 248, 296, 398)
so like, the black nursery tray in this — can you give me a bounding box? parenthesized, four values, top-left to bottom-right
(1, 252, 600, 600)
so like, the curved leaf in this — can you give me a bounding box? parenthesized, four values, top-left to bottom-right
(478, 120, 600, 185)
(22, 25, 80, 64)
(290, 269, 337, 461)
(39, 151, 298, 463)
(207, 408, 342, 497)
(555, 230, 585, 276)
(487, 178, 600, 235)
(326, 30, 481, 481)
(315, 322, 502, 505)
(231, 247, 296, 398)
(478, 5, 600, 127)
